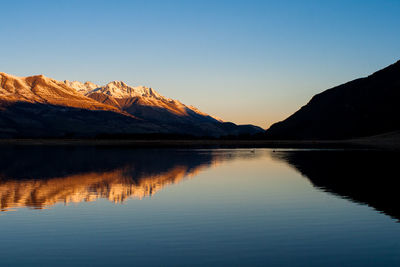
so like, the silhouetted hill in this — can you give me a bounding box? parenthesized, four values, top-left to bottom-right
(265, 60, 400, 139)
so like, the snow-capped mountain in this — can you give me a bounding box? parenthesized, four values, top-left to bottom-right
(66, 79, 222, 122)
(88, 81, 162, 99)
(0, 72, 264, 138)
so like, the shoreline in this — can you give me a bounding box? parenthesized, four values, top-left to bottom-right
(0, 138, 398, 150)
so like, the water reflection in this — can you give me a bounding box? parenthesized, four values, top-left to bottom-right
(1, 147, 399, 266)
(0, 147, 259, 211)
(2, 146, 399, 221)
(272, 150, 400, 221)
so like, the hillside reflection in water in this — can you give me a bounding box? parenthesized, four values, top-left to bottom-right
(271, 149, 400, 221)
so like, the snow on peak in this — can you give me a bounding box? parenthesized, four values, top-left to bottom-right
(90, 81, 163, 99)
(64, 80, 99, 94)
(62, 78, 223, 122)
(64, 79, 164, 100)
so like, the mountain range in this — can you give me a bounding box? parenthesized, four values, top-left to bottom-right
(2, 59, 399, 140)
(0, 72, 263, 138)
(265, 60, 400, 140)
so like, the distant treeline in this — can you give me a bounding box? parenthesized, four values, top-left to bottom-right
(96, 132, 268, 140)
(6, 132, 268, 140)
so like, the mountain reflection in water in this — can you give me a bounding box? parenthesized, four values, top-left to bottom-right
(0, 147, 259, 211)
(1, 146, 399, 222)
(272, 149, 400, 221)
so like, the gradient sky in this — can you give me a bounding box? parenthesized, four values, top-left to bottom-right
(1, 0, 399, 128)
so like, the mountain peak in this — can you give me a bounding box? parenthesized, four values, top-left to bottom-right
(107, 80, 128, 87)
(64, 80, 99, 94)
(92, 81, 162, 99)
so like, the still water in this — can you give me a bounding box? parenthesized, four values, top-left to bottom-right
(0, 147, 399, 266)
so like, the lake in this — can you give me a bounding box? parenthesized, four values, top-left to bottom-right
(0, 146, 399, 266)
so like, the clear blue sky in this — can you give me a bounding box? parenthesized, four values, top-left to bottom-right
(1, 0, 399, 128)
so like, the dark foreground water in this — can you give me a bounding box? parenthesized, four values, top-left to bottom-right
(0, 147, 399, 266)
